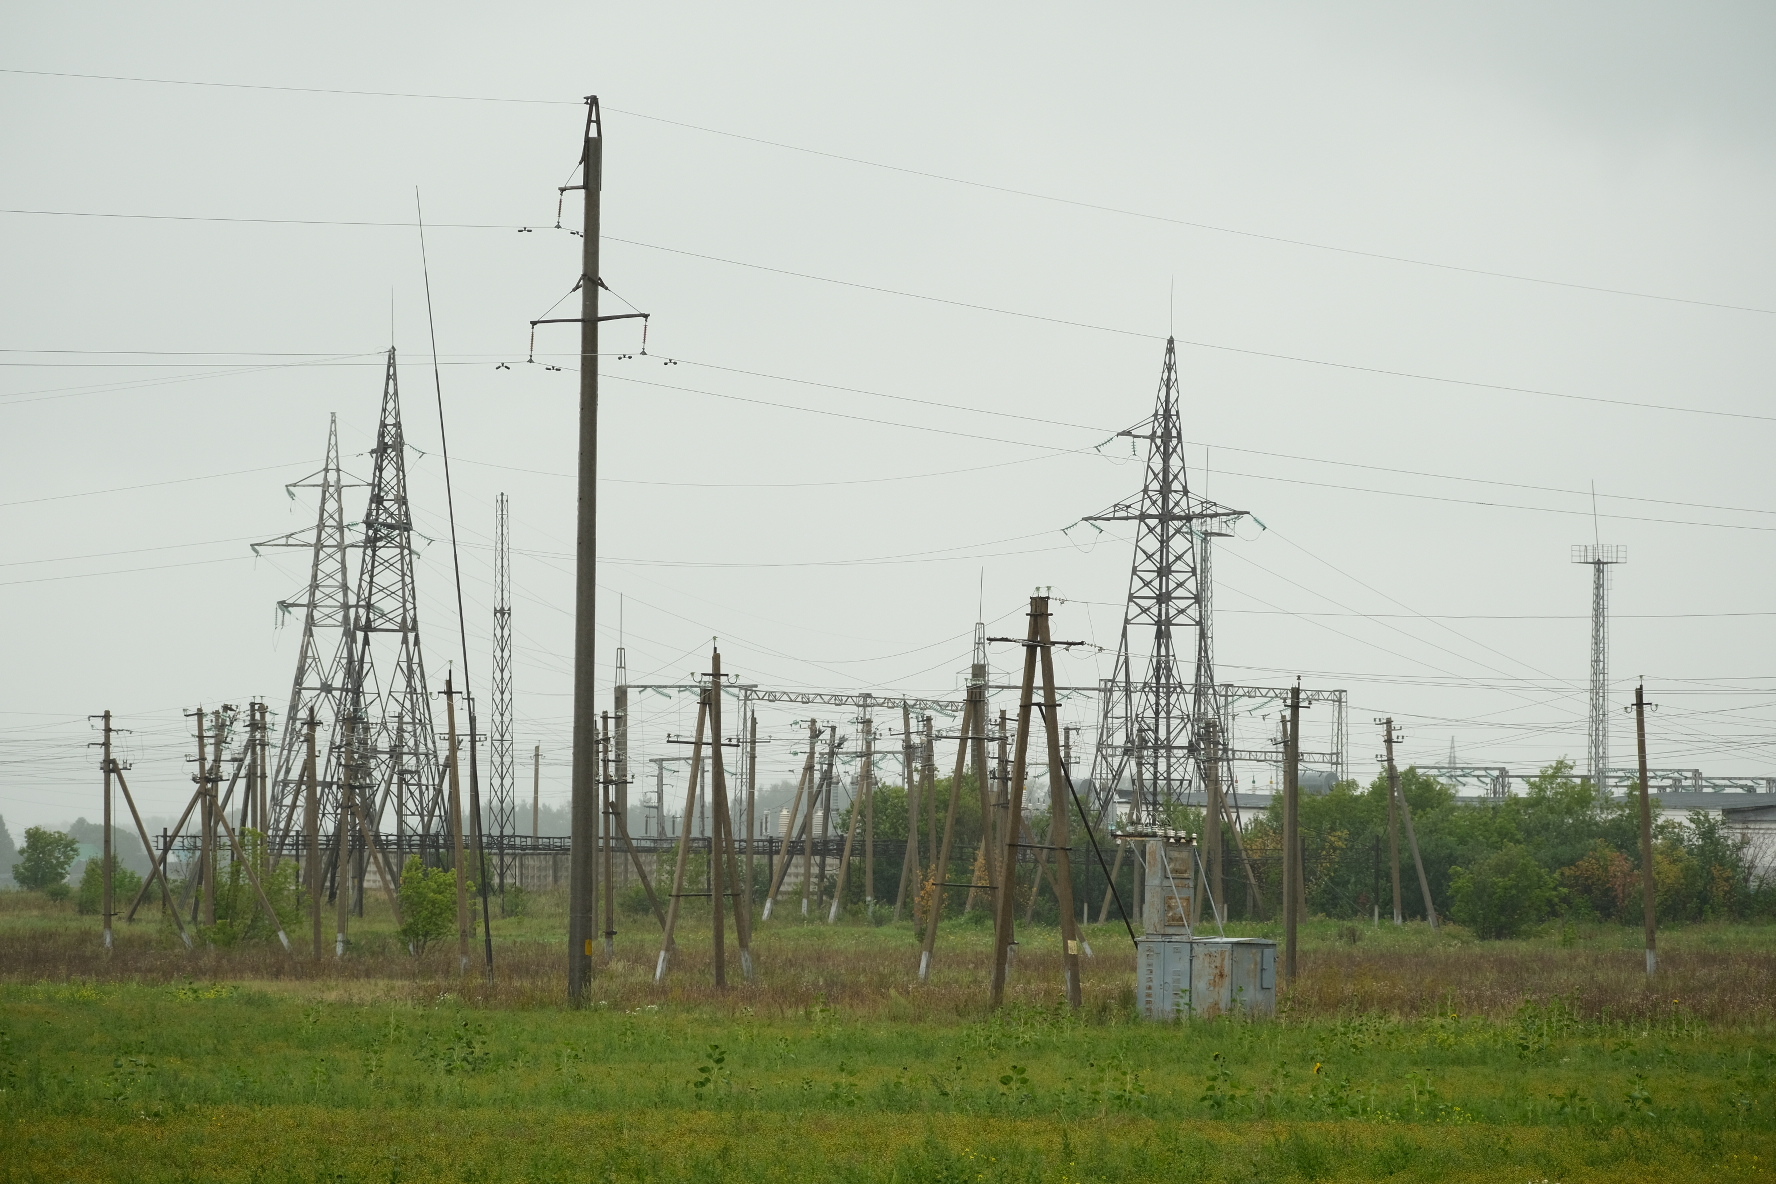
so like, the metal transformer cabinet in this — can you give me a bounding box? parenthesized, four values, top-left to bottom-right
(1135, 935, 1277, 1020)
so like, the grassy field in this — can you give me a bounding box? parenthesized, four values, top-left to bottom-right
(3, 889, 1774, 1182)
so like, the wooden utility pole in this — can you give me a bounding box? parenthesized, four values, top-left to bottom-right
(863, 717, 876, 919)
(655, 689, 707, 982)
(445, 674, 471, 972)
(892, 703, 918, 921)
(600, 712, 616, 956)
(1201, 717, 1224, 927)
(1034, 598, 1083, 1009)
(305, 714, 322, 959)
(989, 595, 1082, 1009)
(532, 745, 541, 838)
(1383, 718, 1404, 925)
(715, 659, 754, 975)
(707, 652, 729, 984)
(919, 697, 976, 983)
(814, 728, 838, 909)
(828, 717, 872, 923)
(191, 708, 214, 928)
(1385, 718, 1438, 929)
(1282, 686, 1302, 982)
(745, 712, 758, 917)
(1633, 683, 1658, 978)
(99, 710, 113, 951)
(761, 721, 819, 919)
(566, 96, 604, 1005)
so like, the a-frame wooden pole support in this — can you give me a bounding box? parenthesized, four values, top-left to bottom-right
(989, 595, 1083, 1010)
(917, 697, 984, 984)
(655, 688, 707, 982)
(761, 721, 819, 920)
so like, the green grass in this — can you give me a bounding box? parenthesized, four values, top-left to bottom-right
(4, 890, 1776, 1181)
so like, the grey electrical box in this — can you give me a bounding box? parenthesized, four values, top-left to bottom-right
(1135, 935, 1277, 1020)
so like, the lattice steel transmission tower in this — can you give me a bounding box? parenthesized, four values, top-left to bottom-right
(1572, 543, 1625, 789)
(341, 349, 443, 837)
(258, 414, 358, 846)
(489, 493, 515, 841)
(1088, 338, 1245, 824)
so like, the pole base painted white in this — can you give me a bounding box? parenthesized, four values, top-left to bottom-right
(761, 898, 775, 921)
(918, 950, 931, 983)
(654, 949, 670, 984)
(337, 932, 347, 958)
(740, 950, 755, 980)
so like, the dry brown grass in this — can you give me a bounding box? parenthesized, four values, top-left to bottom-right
(6, 889, 1773, 1026)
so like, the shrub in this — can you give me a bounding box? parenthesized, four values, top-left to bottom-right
(75, 856, 143, 915)
(1448, 843, 1556, 938)
(398, 856, 466, 954)
(13, 827, 80, 893)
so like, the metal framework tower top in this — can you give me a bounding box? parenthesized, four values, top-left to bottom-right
(1088, 338, 1245, 824)
(343, 348, 443, 835)
(258, 413, 358, 841)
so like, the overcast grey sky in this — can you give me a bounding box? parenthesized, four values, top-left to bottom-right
(3, 2, 1773, 833)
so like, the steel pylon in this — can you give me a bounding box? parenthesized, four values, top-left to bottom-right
(341, 349, 444, 839)
(258, 414, 359, 847)
(1087, 338, 1244, 825)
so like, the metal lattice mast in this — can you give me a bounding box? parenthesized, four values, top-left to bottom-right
(489, 493, 515, 839)
(1087, 338, 1244, 825)
(1572, 544, 1625, 788)
(259, 414, 357, 849)
(344, 349, 443, 837)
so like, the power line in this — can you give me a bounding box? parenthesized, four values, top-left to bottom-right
(6, 208, 1768, 426)
(4, 67, 1769, 317)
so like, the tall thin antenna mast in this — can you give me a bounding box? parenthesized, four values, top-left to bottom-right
(490, 493, 516, 885)
(1572, 541, 1625, 789)
(418, 190, 495, 974)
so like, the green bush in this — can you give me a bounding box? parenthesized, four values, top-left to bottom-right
(1449, 843, 1556, 938)
(75, 856, 143, 915)
(398, 856, 467, 954)
(13, 827, 79, 893)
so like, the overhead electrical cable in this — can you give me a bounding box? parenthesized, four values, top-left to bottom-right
(4, 208, 1767, 426)
(4, 67, 1769, 316)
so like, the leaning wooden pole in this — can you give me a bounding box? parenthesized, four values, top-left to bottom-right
(1035, 597, 1083, 1009)
(762, 722, 819, 919)
(918, 700, 976, 984)
(989, 599, 1043, 1008)
(655, 690, 708, 983)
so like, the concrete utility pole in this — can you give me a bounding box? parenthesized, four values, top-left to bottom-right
(1282, 687, 1302, 983)
(567, 96, 604, 1004)
(600, 712, 616, 956)
(532, 745, 541, 839)
(1633, 683, 1658, 978)
(1383, 719, 1404, 926)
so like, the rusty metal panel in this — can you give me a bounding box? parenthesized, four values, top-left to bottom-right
(1139, 837, 1196, 934)
(1135, 936, 1276, 1021)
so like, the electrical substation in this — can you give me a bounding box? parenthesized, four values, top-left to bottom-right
(78, 92, 1774, 1020)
